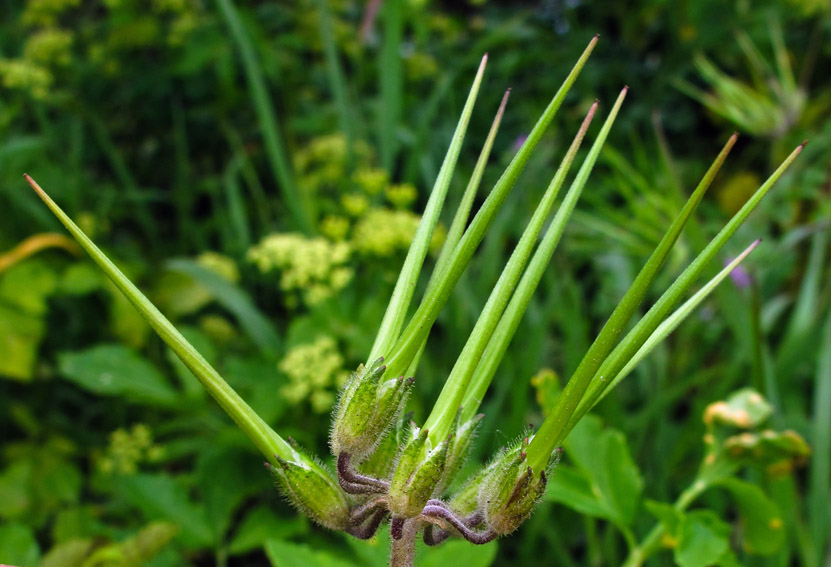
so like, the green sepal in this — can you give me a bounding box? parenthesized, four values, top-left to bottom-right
(448, 461, 493, 517)
(359, 412, 407, 480)
(436, 410, 483, 495)
(266, 451, 351, 531)
(330, 357, 412, 460)
(388, 427, 450, 519)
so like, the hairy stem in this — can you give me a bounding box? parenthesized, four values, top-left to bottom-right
(390, 519, 419, 567)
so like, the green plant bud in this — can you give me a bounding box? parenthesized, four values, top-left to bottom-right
(388, 427, 450, 519)
(436, 411, 483, 495)
(448, 463, 491, 517)
(266, 451, 351, 531)
(723, 429, 811, 474)
(359, 413, 407, 480)
(479, 436, 553, 535)
(703, 388, 772, 430)
(330, 357, 413, 460)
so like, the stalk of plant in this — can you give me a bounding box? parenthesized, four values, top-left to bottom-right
(25, 36, 804, 567)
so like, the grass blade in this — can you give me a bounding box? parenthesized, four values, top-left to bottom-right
(216, 0, 312, 233)
(810, 310, 831, 563)
(165, 258, 281, 357)
(378, 0, 403, 171)
(317, 0, 360, 146)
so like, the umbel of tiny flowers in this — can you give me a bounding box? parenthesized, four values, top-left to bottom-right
(25, 35, 805, 567)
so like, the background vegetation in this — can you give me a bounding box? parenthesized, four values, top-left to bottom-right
(0, 0, 828, 565)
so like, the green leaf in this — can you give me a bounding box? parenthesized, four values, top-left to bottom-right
(0, 302, 44, 381)
(0, 258, 58, 315)
(58, 344, 178, 406)
(60, 262, 104, 295)
(229, 506, 307, 556)
(197, 445, 265, 541)
(165, 258, 281, 357)
(555, 415, 643, 527)
(675, 510, 732, 567)
(0, 522, 41, 566)
(41, 539, 95, 567)
(416, 538, 497, 567)
(119, 521, 179, 565)
(215, 0, 311, 233)
(344, 528, 389, 567)
(545, 466, 610, 519)
(265, 539, 358, 567)
(715, 478, 785, 555)
(117, 473, 213, 548)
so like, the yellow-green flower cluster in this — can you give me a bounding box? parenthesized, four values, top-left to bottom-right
(97, 423, 163, 475)
(386, 183, 418, 209)
(341, 193, 370, 217)
(353, 167, 389, 195)
(13, 0, 203, 93)
(352, 208, 445, 257)
(295, 134, 372, 194)
(22, 0, 80, 27)
(319, 215, 350, 241)
(23, 28, 73, 66)
(197, 251, 240, 284)
(278, 336, 349, 413)
(0, 59, 53, 99)
(405, 51, 440, 82)
(248, 233, 353, 306)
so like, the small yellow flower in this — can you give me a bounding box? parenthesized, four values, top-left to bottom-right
(279, 336, 347, 413)
(386, 183, 418, 209)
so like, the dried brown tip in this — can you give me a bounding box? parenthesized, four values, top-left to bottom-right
(799, 139, 809, 148)
(23, 174, 45, 198)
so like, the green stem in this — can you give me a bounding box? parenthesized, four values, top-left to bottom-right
(368, 55, 488, 363)
(384, 36, 599, 380)
(25, 175, 293, 464)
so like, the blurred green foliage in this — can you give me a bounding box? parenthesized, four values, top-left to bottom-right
(1, 0, 829, 565)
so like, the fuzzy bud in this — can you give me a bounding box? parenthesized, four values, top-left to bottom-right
(388, 427, 449, 519)
(435, 411, 483, 495)
(447, 463, 491, 518)
(266, 450, 351, 531)
(358, 413, 406, 480)
(478, 436, 555, 535)
(330, 357, 413, 460)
